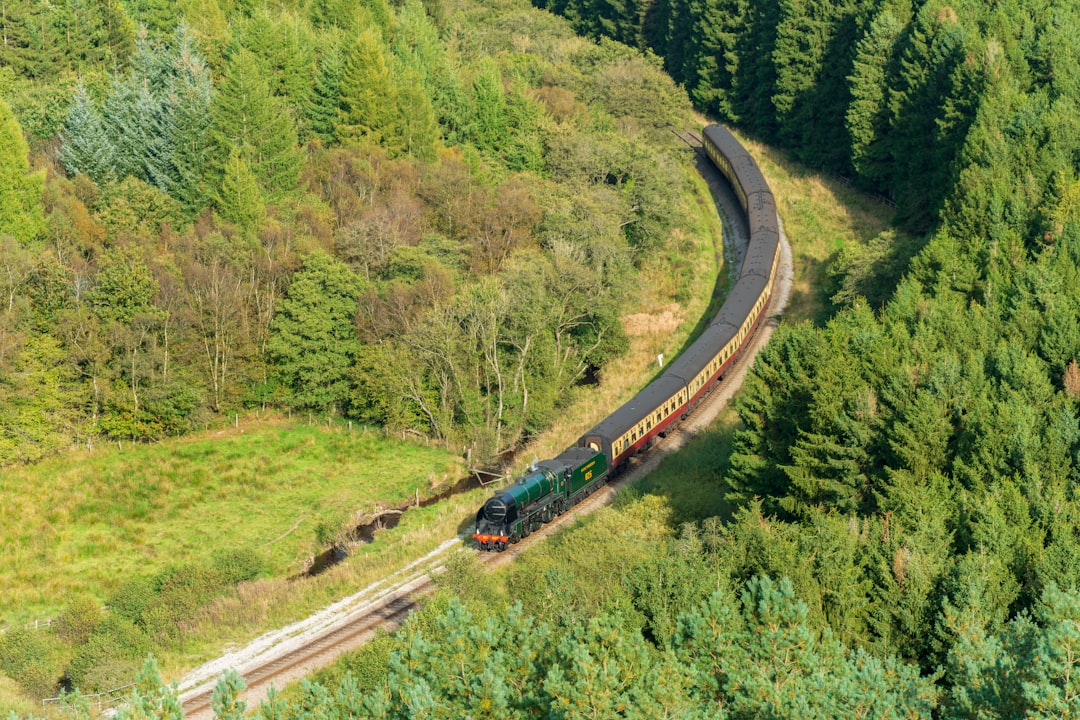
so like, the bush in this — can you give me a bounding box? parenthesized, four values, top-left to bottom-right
(0, 627, 63, 699)
(314, 509, 352, 549)
(65, 617, 149, 692)
(152, 563, 221, 605)
(54, 594, 105, 646)
(108, 575, 156, 622)
(211, 547, 266, 585)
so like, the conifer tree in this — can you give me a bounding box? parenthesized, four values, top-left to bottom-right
(687, 0, 745, 121)
(210, 670, 247, 720)
(847, 7, 906, 184)
(307, 39, 345, 144)
(122, 0, 178, 37)
(234, 8, 318, 112)
(394, 0, 464, 142)
(0, 0, 58, 78)
(772, 0, 864, 170)
(308, 0, 357, 31)
(336, 27, 401, 152)
(113, 656, 183, 720)
(48, 0, 136, 70)
(104, 69, 172, 190)
(652, 0, 691, 83)
(0, 97, 44, 244)
(886, 0, 975, 229)
(60, 84, 117, 186)
(396, 64, 438, 160)
(210, 48, 303, 202)
(176, 0, 229, 67)
(166, 23, 214, 215)
(467, 59, 509, 155)
(215, 147, 266, 234)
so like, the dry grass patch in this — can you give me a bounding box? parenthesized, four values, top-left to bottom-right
(736, 133, 899, 324)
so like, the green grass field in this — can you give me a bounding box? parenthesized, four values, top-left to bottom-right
(0, 420, 462, 625)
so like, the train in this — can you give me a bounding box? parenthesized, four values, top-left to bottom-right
(472, 124, 782, 551)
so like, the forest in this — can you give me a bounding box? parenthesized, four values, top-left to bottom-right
(0, 0, 696, 468)
(6, 0, 1080, 714)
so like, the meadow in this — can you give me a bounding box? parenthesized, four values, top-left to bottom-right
(0, 421, 462, 626)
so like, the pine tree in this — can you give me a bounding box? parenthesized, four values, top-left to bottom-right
(886, 0, 976, 230)
(467, 58, 509, 155)
(122, 0, 178, 37)
(175, 0, 229, 67)
(51, 0, 136, 70)
(0, 0, 58, 78)
(215, 147, 265, 234)
(336, 27, 400, 152)
(0, 96, 44, 244)
(60, 84, 117, 186)
(308, 0, 358, 31)
(396, 63, 438, 160)
(847, 6, 906, 184)
(113, 655, 183, 720)
(210, 670, 247, 720)
(394, 0, 463, 142)
(165, 23, 214, 215)
(771, 0, 864, 170)
(97, 0, 137, 64)
(307, 39, 345, 144)
(104, 69, 172, 189)
(733, 0, 780, 139)
(687, 0, 745, 121)
(210, 48, 303, 202)
(234, 8, 317, 112)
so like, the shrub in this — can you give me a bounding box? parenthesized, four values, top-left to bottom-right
(211, 547, 266, 585)
(0, 627, 63, 699)
(65, 617, 149, 692)
(108, 576, 156, 622)
(54, 594, 105, 646)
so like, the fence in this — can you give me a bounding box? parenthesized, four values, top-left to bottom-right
(42, 683, 136, 714)
(0, 617, 53, 634)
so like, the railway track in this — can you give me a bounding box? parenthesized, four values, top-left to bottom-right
(176, 129, 793, 718)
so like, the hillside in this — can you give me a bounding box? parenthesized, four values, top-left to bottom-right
(7, 0, 1080, 714)
(0, 0, 704, 468)
(0, 0, 730, 709)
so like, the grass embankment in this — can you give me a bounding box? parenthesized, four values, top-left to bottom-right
(738, 133, 905, 325)
(0, 421, 462, 626)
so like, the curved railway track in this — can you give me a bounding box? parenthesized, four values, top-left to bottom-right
(176, 129, 793, 718)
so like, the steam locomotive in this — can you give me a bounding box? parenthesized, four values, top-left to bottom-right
(473, 124, 781, 551)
